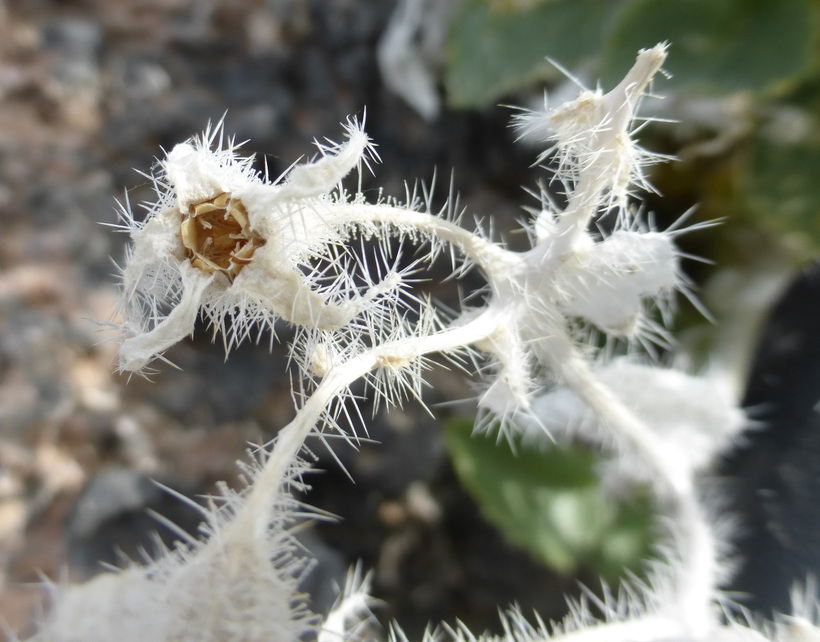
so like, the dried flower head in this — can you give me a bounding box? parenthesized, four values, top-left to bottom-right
(180, 192, 266, 279)
(113, 117, 389, 373)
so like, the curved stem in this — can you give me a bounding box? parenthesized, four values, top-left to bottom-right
(556, 350, 717, 635)
(230, 307, 503, 542)
(331, 202, 524, 282)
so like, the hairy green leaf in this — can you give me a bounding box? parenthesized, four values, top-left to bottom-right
(444, 419, 655, 577)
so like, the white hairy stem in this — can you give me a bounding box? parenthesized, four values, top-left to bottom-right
(556, 351, 718, 635)
(230, 308, 502, 542)
(331, 202, 524, 281)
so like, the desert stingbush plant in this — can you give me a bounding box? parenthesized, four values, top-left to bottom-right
(25, 45, 820, 641)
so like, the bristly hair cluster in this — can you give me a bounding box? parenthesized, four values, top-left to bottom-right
(24, 44, 820, 642)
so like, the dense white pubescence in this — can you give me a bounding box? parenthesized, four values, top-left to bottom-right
(114, 117, 401, 373)
(469, 44, 680, 431)
(521, 359, 746, 486)
(318, 565, 377, 642)
(30, 456, 319, 642)
(73, 43, 820, 642)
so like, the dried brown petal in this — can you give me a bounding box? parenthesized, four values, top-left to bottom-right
(180, 193, 266, 280)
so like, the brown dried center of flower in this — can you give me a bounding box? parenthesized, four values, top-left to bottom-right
(180, 192, 265, 279)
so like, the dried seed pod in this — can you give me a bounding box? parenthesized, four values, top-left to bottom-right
(179, 192, 266, 280)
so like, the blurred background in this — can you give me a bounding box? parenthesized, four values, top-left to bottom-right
(1, 0, 819, 638)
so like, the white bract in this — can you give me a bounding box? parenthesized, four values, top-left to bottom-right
(114, 116, 397, 373)
(25, 45, 819, 641)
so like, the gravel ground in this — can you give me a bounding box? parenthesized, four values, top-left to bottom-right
(0, 1, 583, 638)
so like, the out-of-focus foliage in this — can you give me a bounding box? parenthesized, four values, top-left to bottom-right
(446, 0, 817, 108)
(444, 419, 655, 579)
(444, 0, 619, 109)
(601, 0, 815, 93)
(746, 130, 820, 244)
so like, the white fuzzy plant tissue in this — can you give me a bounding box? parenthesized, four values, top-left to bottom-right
(24, 44, 820, 642)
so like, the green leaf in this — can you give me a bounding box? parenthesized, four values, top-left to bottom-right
(744, 128, 820, 251)
(443, 419, 655, 578)
(603, 0, 817, 94)
(444, 0, 623, 109)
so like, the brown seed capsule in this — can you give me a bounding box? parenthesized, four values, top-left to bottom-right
(180, 192, 266, 280)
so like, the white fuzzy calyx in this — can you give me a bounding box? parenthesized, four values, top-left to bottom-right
(114, 117, 390, 373)
(552, 230, 679, 336)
